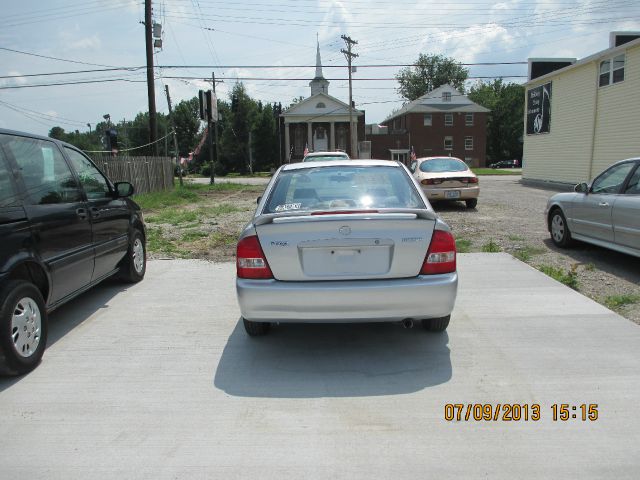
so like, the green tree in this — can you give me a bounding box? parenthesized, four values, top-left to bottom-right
(172, 97, 201, 158)
(252, 103, 278, 172)
(395, 53, 469, 101)
(467, 79, 525, 162)
(219, 83, 258, 174)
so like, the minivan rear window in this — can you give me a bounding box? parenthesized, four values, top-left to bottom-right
(264, 165, 424, 214)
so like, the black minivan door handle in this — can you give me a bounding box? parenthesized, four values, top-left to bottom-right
(76, 208, 88, 220)
(90, 207, 101, 218)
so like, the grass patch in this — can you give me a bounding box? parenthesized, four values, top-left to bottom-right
(538, 264, 579, 290)
(472, 168, 522, 175)
(146, 208, 199, 225)
(146, 228, 178, 254)
(583, 263, 596, 271)
(181, 230, 210, 242)
(604, 294, 640, 311)
(508, 234, 525, 242)
(197, 203, 242, 216)
(512, 245, 546, 262)
(481, 239, 502, 252)
(135, 186, 199, 210)
(185, 182, 257, 192)
(209, 232, 238, 247)
(456, 238, 472, 253)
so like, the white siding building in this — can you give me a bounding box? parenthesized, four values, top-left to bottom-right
(523, 34, 640, 186)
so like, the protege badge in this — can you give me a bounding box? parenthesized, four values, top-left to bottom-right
(270, 241, 289, 247)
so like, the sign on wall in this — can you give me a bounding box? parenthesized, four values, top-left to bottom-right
(526, 82, 552, 135)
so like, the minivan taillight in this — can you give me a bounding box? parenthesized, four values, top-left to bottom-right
(236, 235, 273, 279)
(420, 230, 456, 275)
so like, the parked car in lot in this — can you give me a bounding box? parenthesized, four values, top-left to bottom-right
(546, 158, 640, 257)
(409, 156, 479, 209)
(302, 151, 350, 162)
(489, 160, 519, 169)
(235, 159, 458, 336)
(0, 129, 146, 375)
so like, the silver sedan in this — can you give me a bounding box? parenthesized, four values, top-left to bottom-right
(235, 160, 458, 336)
(545, 158, 640, 257)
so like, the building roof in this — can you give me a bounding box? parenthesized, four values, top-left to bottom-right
(525, 36, 640, 86)
(281, 92, 363, 119)
(384, 84, 489, 122)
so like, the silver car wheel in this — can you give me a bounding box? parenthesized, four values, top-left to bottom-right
(11, 297, 42, 358)
(132, 237, 145, 274)
(551, 214, 565, 242)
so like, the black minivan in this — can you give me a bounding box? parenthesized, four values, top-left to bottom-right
(0, 129, 146, 375)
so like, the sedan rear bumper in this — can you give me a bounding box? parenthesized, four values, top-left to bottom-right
(236, 273, 458, 323)
(422, 186, 479, 200)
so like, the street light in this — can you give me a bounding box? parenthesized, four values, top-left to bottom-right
(103, 114, 111, 126)
(87, 123, 92, 134)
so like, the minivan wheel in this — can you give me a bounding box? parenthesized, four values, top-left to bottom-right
(422, 315, 450, 332)
(465, 198, 478, 209)
(118, 229, 146, 283)
(242, 317, 270, 336)
(0, 280, 48, 375)
(549, 208, 572, 247)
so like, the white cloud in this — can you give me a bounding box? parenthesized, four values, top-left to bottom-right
(67, 34, 102, 50)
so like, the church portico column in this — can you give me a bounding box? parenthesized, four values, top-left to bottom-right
(330, 122, 335, 150)
(284, 123, 290, 162)
(307, 122, 312, 149)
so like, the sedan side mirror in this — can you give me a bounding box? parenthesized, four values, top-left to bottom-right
(574, 182, 589, 194)
(256, 195, 262, 205)
(114, 181, 135, 198)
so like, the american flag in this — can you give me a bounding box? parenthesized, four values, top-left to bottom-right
(410, 145, 416, 161)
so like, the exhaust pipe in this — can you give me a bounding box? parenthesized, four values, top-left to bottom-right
(402, 318, 414, 329)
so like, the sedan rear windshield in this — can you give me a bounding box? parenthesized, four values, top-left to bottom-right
(419, 158, 468, 173)
(264, 165, 425, 214)
(303, 155, 348, 162)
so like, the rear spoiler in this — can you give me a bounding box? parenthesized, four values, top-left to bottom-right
(253, 208, 437, 226)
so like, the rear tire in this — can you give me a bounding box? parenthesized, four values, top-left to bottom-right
(242, 317, 270, 336)
(549, 208, 572, 247)
(465, 198, 478, 209)
(118, 229, 146, 283)
(422, 315, 450, 332)
(0, 280, 48, 376)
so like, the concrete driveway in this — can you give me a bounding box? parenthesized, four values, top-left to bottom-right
(1, 254, 639, 479)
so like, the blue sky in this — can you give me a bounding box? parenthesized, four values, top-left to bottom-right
(0, 0, 638, 138)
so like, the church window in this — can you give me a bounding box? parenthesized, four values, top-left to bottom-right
(316, 102, 326, 108)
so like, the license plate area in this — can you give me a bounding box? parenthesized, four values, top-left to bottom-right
(299, 238, 393, 277)
(445, 190, 461, 199)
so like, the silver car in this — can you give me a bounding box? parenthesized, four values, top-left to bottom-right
(545, 158, 640, 257)
(235, 160, 458, 336)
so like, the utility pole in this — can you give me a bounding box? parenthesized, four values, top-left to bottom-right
(341, 35, 358, 158)
(248, 130, 253, 174)
(165, 85, 182, 186)
(144, 0, 158, 155)
(209, 71, 221, 185)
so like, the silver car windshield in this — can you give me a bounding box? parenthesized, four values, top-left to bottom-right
(264, 165, 425, 214)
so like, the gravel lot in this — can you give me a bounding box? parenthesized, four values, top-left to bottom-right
(157, 174, 639, 325)
(434, 175, 640, 325)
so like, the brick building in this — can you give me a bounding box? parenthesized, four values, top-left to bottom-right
(368, 84, 489, 166)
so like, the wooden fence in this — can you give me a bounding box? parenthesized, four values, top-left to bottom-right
(89, 154, 174, 195)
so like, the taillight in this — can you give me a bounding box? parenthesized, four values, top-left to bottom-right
(236, 235, 273, 279)
(421, 178, 443, 185)
(464, 177, 479, 184)
(420, 230, 456, 275)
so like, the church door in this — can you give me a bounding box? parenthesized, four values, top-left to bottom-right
(313, 126, 328, 152)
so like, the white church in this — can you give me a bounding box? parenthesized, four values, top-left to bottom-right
(281, 41, 364, 161)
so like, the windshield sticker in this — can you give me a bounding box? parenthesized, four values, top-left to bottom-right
(274, 203, 302, 212)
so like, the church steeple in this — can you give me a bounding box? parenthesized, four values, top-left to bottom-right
(310, 35, 329, 96)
